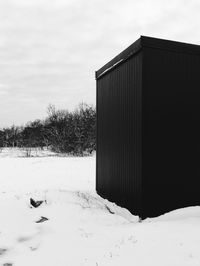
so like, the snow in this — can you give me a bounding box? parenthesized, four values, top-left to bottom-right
(0, 148, 200, 265)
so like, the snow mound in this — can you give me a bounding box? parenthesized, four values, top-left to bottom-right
(76, 191, 139, 223)
(146, 206, 200, 222)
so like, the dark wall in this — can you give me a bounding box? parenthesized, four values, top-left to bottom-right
(96, 52, 143, 216)
(143, 47, 200, 217)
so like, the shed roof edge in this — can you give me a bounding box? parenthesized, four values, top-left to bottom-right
(95, 36, 142, 79)
(96, 36, 200, 79)
(141, 36, 200, 55)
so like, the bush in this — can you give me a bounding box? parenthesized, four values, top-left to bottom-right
(45, 103, 96, 155)
(0, 103, 96, 156)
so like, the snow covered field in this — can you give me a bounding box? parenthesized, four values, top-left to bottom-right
(0, 148, 200, 266)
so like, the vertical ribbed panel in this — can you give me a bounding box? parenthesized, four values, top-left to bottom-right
(96, 52, 142, 216)
(97, 36, 200, 218)
(143, 46, 200, 217)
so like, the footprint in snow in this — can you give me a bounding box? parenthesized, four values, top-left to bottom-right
(17, 236, 32, 242)
(0, 248, 7, 256)
(30, 245, 39, 251)
(17, 234, 41, 252)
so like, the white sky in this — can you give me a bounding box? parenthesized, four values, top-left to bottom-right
(0, 0, 200, 127)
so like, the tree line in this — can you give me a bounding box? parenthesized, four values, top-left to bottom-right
(0, 103, 96, 156)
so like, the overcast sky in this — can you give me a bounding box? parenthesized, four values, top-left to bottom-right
(0, 0, 200, 127)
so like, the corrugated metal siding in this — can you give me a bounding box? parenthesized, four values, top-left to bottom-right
(143, 46, 200, 217)
(97, 36, 200, 218)
(96, 51, 143, 216)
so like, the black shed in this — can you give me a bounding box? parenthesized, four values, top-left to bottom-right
(96, 36, 200, 219)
